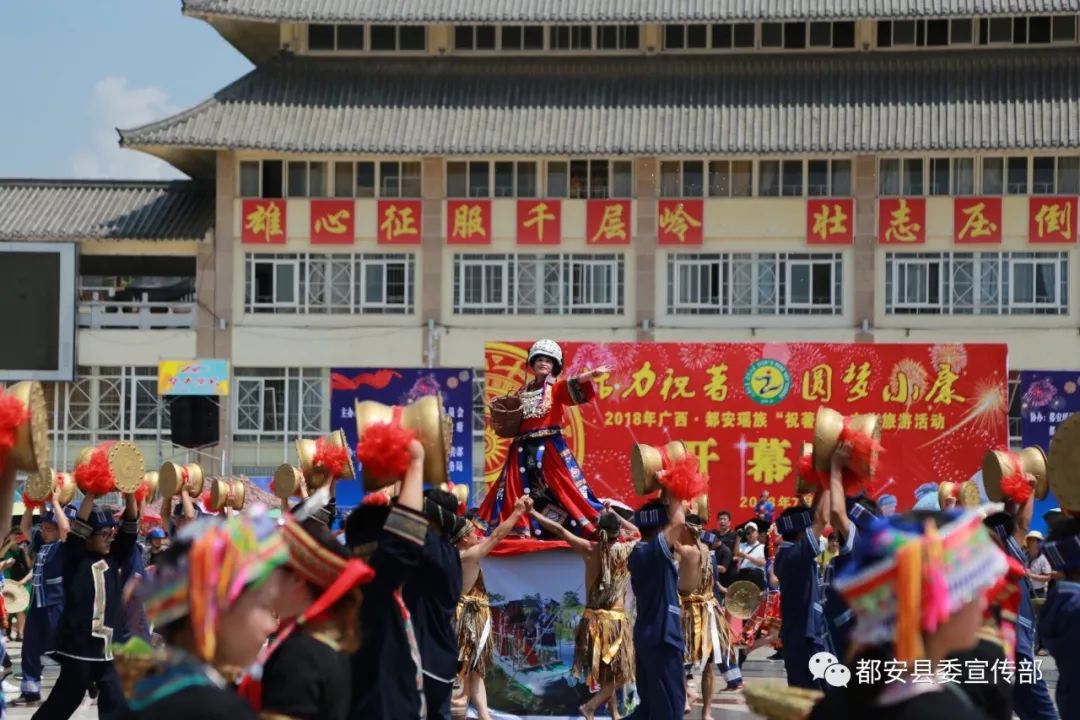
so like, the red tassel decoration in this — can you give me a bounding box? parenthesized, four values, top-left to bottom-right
(134, 479, 150, 505)
(74, 447, 116, 496)
(797, 454, 829, 490)
(0, 392, 30, 475)
(313, 437, 350, 481)
(361, 491, 390, 507)
(1000, 467, 1033, 505)
(23, 496, 44, 511)
(839, 420, 885, 483)
(356, 422, 416, 481)
(658, 455, 708, 502)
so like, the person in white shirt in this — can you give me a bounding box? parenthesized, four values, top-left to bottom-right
(735, 524, 767, 586)
(1026, 530, 1053, 598)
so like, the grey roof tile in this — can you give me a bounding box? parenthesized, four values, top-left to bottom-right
(182, 0, 1080, 22)
(0, 180, 213, 241)
(121, 50, 1080, 156)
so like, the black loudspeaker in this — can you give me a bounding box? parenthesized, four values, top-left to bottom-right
(169, 396, 219, 448)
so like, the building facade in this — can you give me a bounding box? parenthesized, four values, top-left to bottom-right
(4, 1, 1080, 481)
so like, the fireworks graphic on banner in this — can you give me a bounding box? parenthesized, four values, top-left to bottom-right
(931, 344, 969, 375)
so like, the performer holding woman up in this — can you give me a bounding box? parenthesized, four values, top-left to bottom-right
(480, 339, 609, 538)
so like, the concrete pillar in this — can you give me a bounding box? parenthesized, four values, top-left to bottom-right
(853, 155, 877, 342)
(421, 158, 445, 366)
(634, 158, 659, 342)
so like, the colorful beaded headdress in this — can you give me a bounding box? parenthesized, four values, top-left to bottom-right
(140, 508, 288, 663)
(836, 511, 1007, 664)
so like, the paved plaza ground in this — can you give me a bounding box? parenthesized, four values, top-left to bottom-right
(0, 643, 1058, 719)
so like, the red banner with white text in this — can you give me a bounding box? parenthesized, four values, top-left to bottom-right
(483, 342, 1007, 524)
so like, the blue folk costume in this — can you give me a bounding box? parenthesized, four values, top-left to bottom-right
(822, 497, 880, 664)
(773, 508, 827, 690)
(1037, 528, 1080, 720)
(986, 515, 1059, 720)
(20, 506, 78, 699)
(627, 503, 685, 719)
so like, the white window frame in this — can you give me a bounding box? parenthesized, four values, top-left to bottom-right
(786, 256, 841, 310)
(286, 160, 329, 198)
(879, 158, 925, 196)
(234, 368, 326, 444)
(666, 252, 843, 316)
(378, 160, 422, 198)
(1009, 256, 1065, 310)
(447, 160, 492, 199)
(244, 253, 414, 315)
(452, 253, 625, 315)
(493, 160, 540, 198)
(884, 252, 1068, 316)
(927, 157, 977, 196)
(758, 159, 806, 197)
(238, 159, 284, 199)
(1030, 156, 1080, 195)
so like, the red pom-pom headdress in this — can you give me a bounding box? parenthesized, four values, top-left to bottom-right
(313, 437, 351, 482)
(657, 455, 708, 502)
(356, 422, 416, 482)
(838, 418, 885, 490)
(74, 443, 117, 496)
(1000, 458, 1034, 506)
(0, 390, 31, 476)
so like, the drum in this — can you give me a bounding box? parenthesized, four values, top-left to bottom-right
(736, 566, 767, 590)
(2, 583, 29, 615)
(726, 580, 763, 620)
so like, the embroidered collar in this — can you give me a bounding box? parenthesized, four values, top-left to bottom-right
(125, 649, 227, 711)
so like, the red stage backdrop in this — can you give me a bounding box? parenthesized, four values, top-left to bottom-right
(483, 342, 1008, 524)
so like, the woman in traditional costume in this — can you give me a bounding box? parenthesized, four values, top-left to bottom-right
(480, 339, 608, 538)
(115, 510, 289, 720)
(239, 506, 375, 720)
(806, 510, 1009, 720)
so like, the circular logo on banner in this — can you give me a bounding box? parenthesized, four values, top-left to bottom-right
(744, 360, 791, 405)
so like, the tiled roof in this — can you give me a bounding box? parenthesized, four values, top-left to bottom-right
(0, 180, 213, 241)
(120, 50, 1080, 156)
(182, 0, 1080, 22)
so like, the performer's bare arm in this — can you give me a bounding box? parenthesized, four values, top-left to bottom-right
(529, 510, 592, 555)
(179, 487, 197, 520)
(463, 496, 533, 561)
(827, 444, 851, 539)
(662, 491, 687, 550)
(54, 495, 70, 541)
(397, 440, 425, 513)
(575, 366, 611, 382)
(19, 504, 33, 544)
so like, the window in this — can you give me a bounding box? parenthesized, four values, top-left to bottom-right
(806, 160, 852, 196)
(493, 161, 538, 198)
(455, 25, 497, 51)
(244, 253, 414, 314)
(286, 161, 327, 198)
(977, 16, 1077, 45)
(758, 160, 804, 197)
(1031, 156, 1080, 194)
(551, 26, 594, 50)
(308, 24, 366, 51)
(663, 23, 756, 50)
(48, 366, 168, 448)
(234, 368, 325, 442)
(597, 25, 639, 50)
(928, 158, 975, 196)
(333, 162, 354, 198)
(659, 161, 705, 197)
(370, 25, 426, 51)
(878, 18, 976, 47)
(501, 26, 545, 51)
(981, 157, 1029, 194)
(452, 253, 625, 315)
(879, 158, 924, 196)
(379, 161, 422, 198)
(238, 160, 283, 198)
(447, 161, 491, 198)
(706, 160, 753, 197)
(666, 253, 843, 316)
(546, 160, 631, 199)
(884, 252, 1068, 315)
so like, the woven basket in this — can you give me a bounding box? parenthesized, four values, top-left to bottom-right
(489, 395, 523, 439)
(744, 681, 823, 720)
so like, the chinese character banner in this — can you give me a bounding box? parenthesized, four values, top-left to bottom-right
(329, 368, 475, 510)
(484, 342, 1007, 524)
(1019, 371, 1080, 533)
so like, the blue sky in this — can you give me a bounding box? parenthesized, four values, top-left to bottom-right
(0, 1, 252, 179)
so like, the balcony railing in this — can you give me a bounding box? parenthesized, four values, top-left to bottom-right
(78, 292, 196, 330)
